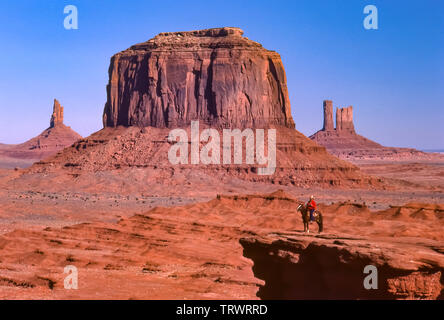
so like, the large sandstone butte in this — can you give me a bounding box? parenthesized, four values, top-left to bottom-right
(25, 28, 381, 189)
(310, 100, 443, 161)
(102, 27, 294, 129)
(0, 99, 81, 167)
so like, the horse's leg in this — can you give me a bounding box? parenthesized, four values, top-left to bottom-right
(316, 214, 323, 233)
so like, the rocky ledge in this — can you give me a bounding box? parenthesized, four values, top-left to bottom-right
(240, 232, 444, 299)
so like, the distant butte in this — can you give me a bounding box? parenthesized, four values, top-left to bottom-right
(310, 100, 442, 161)
(0, 99, 81, 167)
(50, 99, 64, 128)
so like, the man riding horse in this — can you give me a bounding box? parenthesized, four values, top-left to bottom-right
(307, 195, 316, 222)
(297, 196, 323, 233)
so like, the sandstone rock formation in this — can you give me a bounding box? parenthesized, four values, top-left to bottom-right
(50, 99, 64, 128)
(23, 28, 382, 189)
(27, 125, 382, 188)
(336, 106, 354, 132)
(241, 232, 444, 299)
(102, 27, 294, 129)
(0, 99, 81, 167)
(310, 100, 442, 161)
(322, 100, 334, 131)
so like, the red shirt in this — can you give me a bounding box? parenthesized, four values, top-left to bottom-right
(308, 200, 316, 210)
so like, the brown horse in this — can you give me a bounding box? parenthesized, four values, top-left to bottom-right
(297, 204, 324, 233)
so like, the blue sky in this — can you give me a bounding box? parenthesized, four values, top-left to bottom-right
(0, 0, 443, 149)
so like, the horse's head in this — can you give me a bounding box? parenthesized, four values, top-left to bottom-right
(297, 204, 303, 212)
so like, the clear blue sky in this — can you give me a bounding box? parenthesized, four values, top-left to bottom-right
(0, 0, 443, 149)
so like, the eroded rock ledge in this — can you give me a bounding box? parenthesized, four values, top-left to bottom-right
(240, 232, 444, 299)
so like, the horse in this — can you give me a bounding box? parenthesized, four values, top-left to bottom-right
(297, 203, 324, 233)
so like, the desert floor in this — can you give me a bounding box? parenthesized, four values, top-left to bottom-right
(0, 158, 442, 299)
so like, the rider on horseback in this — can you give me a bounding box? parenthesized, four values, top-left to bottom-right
(307, 195, 316, 222)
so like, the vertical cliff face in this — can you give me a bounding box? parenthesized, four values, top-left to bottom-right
(102, 27, 295, 129)
(50, 99, 64, 128)
(336, 106, 354, 132)
(322, 100, 334, 131)
(240, 234, 444, 300)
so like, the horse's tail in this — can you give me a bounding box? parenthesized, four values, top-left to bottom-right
(317, 212, 324, 233)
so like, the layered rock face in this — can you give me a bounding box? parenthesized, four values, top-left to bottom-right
(102, 27, 295, 129)
(241, 233, 444, 299)
(310, 101, 442, 161)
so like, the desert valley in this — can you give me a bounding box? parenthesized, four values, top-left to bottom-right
(0, 27, 442, 300)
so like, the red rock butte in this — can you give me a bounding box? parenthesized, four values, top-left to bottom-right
(26, 28, 382, 189)
(102, 27, 294, 129)
(321, 100, 355, 134)
(0, 99, 81, 164)
(310, 100, 441, 161)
